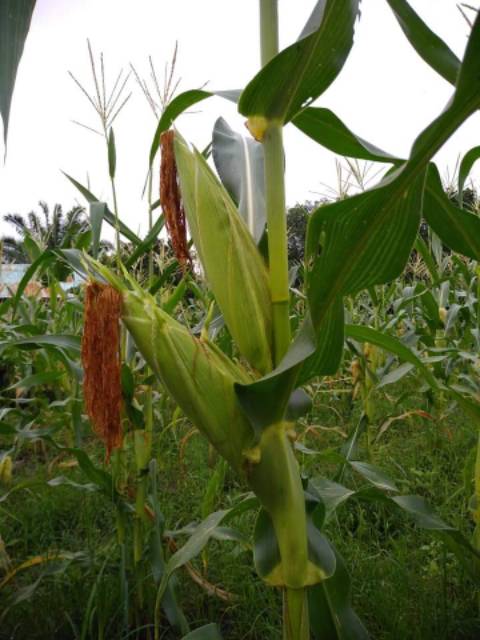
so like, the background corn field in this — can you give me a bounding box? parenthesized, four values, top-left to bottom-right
(1, 1, 480, 639)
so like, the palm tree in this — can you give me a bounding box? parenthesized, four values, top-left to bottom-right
(1, 202, 90, 263)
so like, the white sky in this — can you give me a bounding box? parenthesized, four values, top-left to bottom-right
(1, 0, 479, 240)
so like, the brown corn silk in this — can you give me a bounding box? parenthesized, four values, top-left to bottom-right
(82, 282, 123, 459)
(160, 129, 191, 267)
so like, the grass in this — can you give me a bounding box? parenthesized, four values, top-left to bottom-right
(1, 378, 479, 639)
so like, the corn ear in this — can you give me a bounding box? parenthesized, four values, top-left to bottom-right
(121, 286, 254, 472)
(174, 133, 274, 374)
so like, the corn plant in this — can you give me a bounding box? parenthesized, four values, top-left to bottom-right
(62, 2, 480, 638)
(4, 1, 480, 638)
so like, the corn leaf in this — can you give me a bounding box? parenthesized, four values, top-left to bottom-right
(308, 547, 369, 640)
(236, 11, 480, 434)
(0, 334, 81, 354)
(89, 202, 105, 259)
(458, 145, 480, 205)
(149, 89, 240, 166)
(0, 0, 36, 150)
(307, 172, 425, 340)
(11, 249, 55, 316)
(344, 324, 437, 388)
(63, 172, 142, 245)
(385, 0, 461, 85)
(253, 507, 336, 587)
(7, 371, 64, 390)
(423, 164, 480, 260)
(212, 117, 266, 242)
(181, 625, 223, 640)
(238, 0, 360, 123)
(174, 134, 274, 374)
(293, 107, 398, 163)
(125, 213, 165, 268)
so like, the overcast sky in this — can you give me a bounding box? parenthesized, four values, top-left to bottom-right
(1, 0, 479, 240)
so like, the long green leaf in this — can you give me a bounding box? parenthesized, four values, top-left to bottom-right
(0, 334, 81, 353)
(293, 107, 398, 163)
(458, 145, 480, 205)
(344, 324, 437, 388)
(239, 0, 360, 124)
(424, 164, 480, 260)
(212, 117, 266, 242)
(63, 172, 141, 245)
(0, 0, 36, 149)
(307, 173, 425, 334)
(11, 250, 55, 315)
(384, 0, 461, 85)
(181, 625, 223, 640)
(7, 371, 64, 390)
(235, 11, 480, 432)
(149, 88, 240, 166)
(89, 202, 105, 259)
(125, 213, 165, 268)
(309, 547, 369, 640)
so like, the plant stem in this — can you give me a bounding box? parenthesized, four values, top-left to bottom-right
(110, 176, 122, 270)
(260, 0, 291, 365)
(260, 0, 279, 66)
(283, 588, 309, 640)
(258, 4, 308, 639)
(264, 123, 291, 363)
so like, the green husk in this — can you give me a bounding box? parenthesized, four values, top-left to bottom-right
(174, 133, 274, 374)
(122, 286, 254, 473)
(88, 259, 319, 589)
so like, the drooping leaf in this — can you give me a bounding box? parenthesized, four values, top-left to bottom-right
(11, 249, 55, 315)
(174, 133, 274, 374)
(181, 624, 223, 640)
(458, 145, 480, 205)
(391, 494, 480, 581)
(306, 9, 480, 368)
(154, 499, 256, 609)
(344, 324, 437, 388)
(63, 172, 142, 245)
(423, 163, 480, 260)
(309, 547, 369, 640)
(149, 88, 240, 166)
(293, 107, 398, 163)
(385, 0, 461, 85)
(7, 370, 64, 390)
(414, 235, 440, 284)
(212, 117, 266, 242)
(297, 303, 346, 385)
(0, 333, 81, 354)
(285, 388, 313, 422)
(405, 11, 480, 169)
(56, 248, 106, 284)
(309, 477, 355, 522)
(349, 461, 399, 492)
(125, 213, 165, 268)
(89, 202, 105, 259)
(307, 172, 425, 336)
(0, 0, 36, 149)
(239, 0, 360, 124)
(253, 506, 335, 587)
(376, 362, 415, 389)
